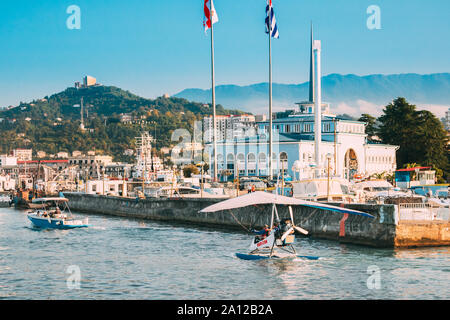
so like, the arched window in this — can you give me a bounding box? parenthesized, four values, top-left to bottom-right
(217, 154, 224, 164)
(226, 153, 235, 164)
(247, 153, 256, 163)
(237, 153, 245, 163)
(258, 153, 267, 164)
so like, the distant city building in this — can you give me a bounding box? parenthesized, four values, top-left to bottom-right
(72, 151, 82, 157)
(444, 108, 450, 130)
(203, 114, 257, 143)
(83, 75, 97, 87)
(56, 152, 70, 159)
(105, 163, 133, 179)
(255, 114, 267, 122)
(11, 149, 32, 162)
(120, 113, 133, 123)
(119, 113, 148, 125)
(0, 175, 15, 191)
(0, 155, 18, 167)
(36, 151, 47, 159)
(123, 149, 134, 156)
(87, 151, 96, 156)
(68, 155, 113, 179)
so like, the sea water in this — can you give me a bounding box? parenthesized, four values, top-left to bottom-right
(0, 207, 448, 300)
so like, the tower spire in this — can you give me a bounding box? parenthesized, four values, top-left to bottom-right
(309, 23, 315, 103)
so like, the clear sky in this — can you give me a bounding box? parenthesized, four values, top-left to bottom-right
(0, 0, 449, 108)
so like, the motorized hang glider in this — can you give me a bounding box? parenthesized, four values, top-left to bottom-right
(200, 191, 374, 260)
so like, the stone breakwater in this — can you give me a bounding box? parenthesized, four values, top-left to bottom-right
(65, 193, 450, 248)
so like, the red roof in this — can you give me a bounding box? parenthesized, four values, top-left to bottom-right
(396, 166, 431, 172)
(18, 160, 68, 164)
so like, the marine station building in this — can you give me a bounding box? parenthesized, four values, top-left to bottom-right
(205, 34, 399, 182)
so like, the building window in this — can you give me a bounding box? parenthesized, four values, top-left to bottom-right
(304, 123, 312, 132)
(285, 125, 290, 133)
(258, 153, 267, 165)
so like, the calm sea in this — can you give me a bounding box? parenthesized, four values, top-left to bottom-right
(0, 207, 448, 300)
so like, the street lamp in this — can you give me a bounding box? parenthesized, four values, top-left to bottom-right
(199, 161, 205, 198)
(326, 153, 333, 202)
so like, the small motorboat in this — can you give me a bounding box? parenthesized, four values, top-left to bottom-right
(27, 197, 90, 229)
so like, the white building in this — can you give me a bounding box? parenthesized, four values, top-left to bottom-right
(0, 175, 16, 191)
(83, 75, 97, 87)
(85, 179, 127, 197)
(12, 149, 32, 162)
(0, 155, 18, 167)
(206, 33, 398, 182)
(444, 108, 450, 130)
(56, 152, 70, 159)
(203, 114, 257, 143)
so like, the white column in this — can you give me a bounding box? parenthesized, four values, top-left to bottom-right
(313, 40, 322, 178)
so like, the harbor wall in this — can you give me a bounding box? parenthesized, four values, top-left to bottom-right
(64, 193, 449, 248)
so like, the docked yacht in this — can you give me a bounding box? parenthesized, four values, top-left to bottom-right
(145, 185, 229, 199)
(290, 178, 356, 203)
(354, 180, 410, 203)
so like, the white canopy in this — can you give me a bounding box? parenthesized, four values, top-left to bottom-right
(200, 191, 374, 218)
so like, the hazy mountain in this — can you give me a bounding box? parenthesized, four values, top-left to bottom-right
(174, 73, 450, 116)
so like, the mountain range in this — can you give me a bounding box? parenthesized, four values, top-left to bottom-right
(174, 73, 450, 117)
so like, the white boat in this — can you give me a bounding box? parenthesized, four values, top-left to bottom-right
(0, 195, 10, 207)
(145, 185, 229, 199)
(354, 180, 413, 203)
(290, 178, 356, 203)
(27, 197, 89, 229)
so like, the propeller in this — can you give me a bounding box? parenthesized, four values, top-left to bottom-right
(281, 227, 294, 241)
(288, 206, 309, 235)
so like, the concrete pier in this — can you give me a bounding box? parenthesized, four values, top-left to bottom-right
(65, 193, 450, 248)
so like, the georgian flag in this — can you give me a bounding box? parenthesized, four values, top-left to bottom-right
(203, 0, 218, 32)
(265, 0, 279, 38)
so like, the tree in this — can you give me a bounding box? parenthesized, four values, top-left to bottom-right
(377, 97, 449, 179)
(182, 164, 199, 178)
(358, 114, 378, 141)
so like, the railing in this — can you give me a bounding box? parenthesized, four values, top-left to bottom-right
(398, 203, 450, 221)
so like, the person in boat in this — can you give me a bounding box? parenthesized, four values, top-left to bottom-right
(54, 207, 62, 217)
(272, 221, 282, 240)
(252, 224, 271, 241)
(278, 219, 294, 236)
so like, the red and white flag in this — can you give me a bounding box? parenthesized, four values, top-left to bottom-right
(203, 0, 218, 32)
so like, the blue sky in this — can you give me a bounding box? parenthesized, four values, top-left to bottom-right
(0, 0, 449, 108)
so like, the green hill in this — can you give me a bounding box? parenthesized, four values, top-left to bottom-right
(0, 85, 246, 161)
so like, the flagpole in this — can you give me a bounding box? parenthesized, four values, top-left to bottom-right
(211, 18, 218, 182)
(268, 19, 273, 181)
